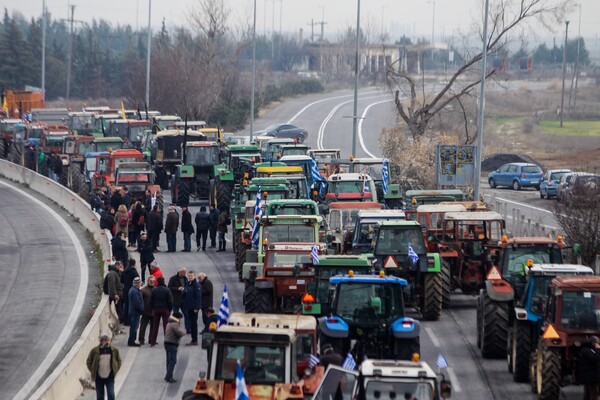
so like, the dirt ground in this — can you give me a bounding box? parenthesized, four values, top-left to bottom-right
(484, 84, 600, 173)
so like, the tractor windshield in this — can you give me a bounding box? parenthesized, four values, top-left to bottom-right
(329, 209, 362, 231)
(453, 220, 503, 242)
(522, 276, 555, 315)
(560, 291, 600, 330)
(281, 148, 307, 157)
(364, 380, 434, 400)
(77, 141, 94, 156)
(336, 283, 404, 324)
(114, 157, 140, 168)
(94, 141, 123, 152)
(117, 172, 150, 183)
(501, 244, 564, 276)
(186, 146, 219, 166)
(266, 251, 312, 268)
(353, 164, 383, 180)
(329, 181, 365, 194)
(374, 228, 426, 255)
(262, 224, 315, 243)
(215, 343, 285, 383)
(129, 125, 149, 142)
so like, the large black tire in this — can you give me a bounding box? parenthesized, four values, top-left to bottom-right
(529, 350, 538, 393)
(395, 337, 420, 361)
(176, 178, 192, 207)
(421, 272, 442, 321)
(536, 345, 561, 400)
(10, 143, 21, 165)
(479, 291, 510, 358)
(254, 289, 272, 314)
(59, 166, 69, 187)
(507, 328, 514, 373)
(243, 284, 257, 313)
(0, 139, 6, 159)
(215, 178, 233, 211)
(74, 170, 89, 202)
(512, 320, 532, 382)
(441, 259, 452, 308)
(182, 390, 211, 400)
(235, 234, 249, 274)
(489, 178, 496, 189)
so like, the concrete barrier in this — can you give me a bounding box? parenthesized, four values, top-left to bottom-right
(0, 160, 118, 400)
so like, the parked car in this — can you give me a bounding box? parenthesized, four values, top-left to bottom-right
(255, 123, 308, 143)
(556, 172, 575, 202)
(487, 162, 543, 190)
(560, 173, 600, 206)
(539, 169, 572, 199)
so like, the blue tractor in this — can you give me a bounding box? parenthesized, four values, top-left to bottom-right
(318, 273, 420, 363)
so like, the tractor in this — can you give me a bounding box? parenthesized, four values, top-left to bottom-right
(530, 276, 600, 400)
(349, 209, 407, 255)
(477, 236, 572, 359)
(503, 264, 593, 382)
(326, 201, 381, 255)
(318, 272, 421, 363)
(92, 149, 144, 191)
(369, 220, 443, 320)
(107, 119, 152, 150)
(113, 162, 159, 203)
(326, 173, 378, 203)
(403, 189, 466, 220)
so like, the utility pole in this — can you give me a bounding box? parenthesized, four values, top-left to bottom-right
(41, 0, 46, 95)
(351, 0, 361, 159)
(271, 0, 275, 59)
(145, 0, 152, 110)
(570, 4, 582, 108)
(307, 19, 316, 43)
(278, 0, 282, 57)
(250, 0, 257, 142)
(560, 20, 569, 128)
(318, 6, 327, 42)
(63, 5, 83, 104)
(473, 0, 489, 201)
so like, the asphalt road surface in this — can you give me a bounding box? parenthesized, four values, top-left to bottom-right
(0, 179, 92, 400)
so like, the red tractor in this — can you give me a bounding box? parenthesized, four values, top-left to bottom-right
(92, 149, 143, 191)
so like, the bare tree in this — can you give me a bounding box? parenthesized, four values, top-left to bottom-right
(554, 198, 600, 267)
(386, 0, 573, 140)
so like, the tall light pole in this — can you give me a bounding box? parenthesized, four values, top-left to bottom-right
(145, 0, 152, 111)
(278, 0, 283, 57)
(429, 1, 435, 61)
(271, 0, 275, 58)
(250, 0, 257, 142)
(381, 5, 388, 42)
(41, 0, 46, 96)
(571, 4, 582, 108)
(65, 5, 77, 103)
(473, 0, 489, 201)
(560, 20, 569, 128)
(351, 0, 361, 158)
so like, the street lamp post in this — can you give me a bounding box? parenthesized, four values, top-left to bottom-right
(41, 0, 46, 95)
(560, 20, 569, 128)
(145, 0, 152, 111)
(473, 0, 489, 201)
(250, 0, 257, 142)
(429, 1, 435, 61)
(351, 0, 361, 159)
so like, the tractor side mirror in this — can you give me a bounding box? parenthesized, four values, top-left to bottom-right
(573, 243, 581, 256)
(440, 380, 452, 398)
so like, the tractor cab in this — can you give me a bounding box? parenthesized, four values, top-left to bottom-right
(93, 149, 143, 189)
(415, 204, 467, 250)
(326, 173, 377, 203)
(279, 143, 309, 158)
(351, 209, 407, 254)
(264, 138, 295, 162)
(326, 201, 381, 255)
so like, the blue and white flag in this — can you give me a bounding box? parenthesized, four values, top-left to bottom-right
(363, 178, 370, 193)
(311, 244, 320, 265)
(251, 188, 262, 249)
(408, 244, 419, 265)
(235, 360, 250, 400)
(309, 158, 323, 184)
(309, 354, 320, 369)
(24, 111, 32, 122)
(382, 160, 390, 195)
(436, 354, 449, 369)
(217, 285, 230, 327)
(342, 352, 357, 370)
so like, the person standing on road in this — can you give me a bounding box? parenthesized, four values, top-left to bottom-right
(208, 205, 218, 249)
(168, 267, 188, 317)
(181, 205, 194, 252)
(120, 259, 139, 325)
(216, 207, 229, 252)
(138, 276, 155, 345)
(147, 205, 163, 252)
(165, 206, 179, 253)
(86, 333, 121, 400)
(128, 277, 144, 347)
(182, 270, 202, 345)
(150, 262, 164, 280)
(111, 231, 129, 266)
(202, 308, 219, 333)
(138, 231, 154, 283)
(163, 312, 186, 383)
(195, 206, 211, 251)
(579, 335, 600, 400)
(122, 186, 132, 210)
(198, 272, 213, 331)
(114, 204, 129, 239)
(110, 188, 123, 211)
(150, 277, 173, 346)
(106, 263, 124, 324)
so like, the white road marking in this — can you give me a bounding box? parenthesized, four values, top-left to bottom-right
(3, 180, 89, 400)
(357, 99, 393, 158)
(483, 194, 553, 215)
(115, 346, 139, 395)
(425, 327, 441, 348)
(447, 367, 463, 393)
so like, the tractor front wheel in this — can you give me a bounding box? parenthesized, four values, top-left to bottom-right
(243, 284, 257, 313)
(479, 291, 510, 358)
(441, 259, 452, 308)
(421, 272, 442, 321)
(536, 345, 561, 400)
(512, 320, 532, 382)
(254, 289, 272, 314)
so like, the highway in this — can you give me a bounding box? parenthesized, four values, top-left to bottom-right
(0, 179, 90, 400)
(76, 87, 584, 399)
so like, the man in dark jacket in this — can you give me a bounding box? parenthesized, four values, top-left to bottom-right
(208, 206, 218, 249)
(110, 188, 122, 210)
(147, 205, 163, 252)
(195, 206, 211, 251)
(111, 231, 129, 265)
(138, 276, 155, 345)
(180, 205, 194, 252)
(168, 268, 187, 314)
(579, 336, 600, 400)
(182, 271, 202, 345)
(100, 209, 115, 233)
(165, 206, 179, 253)
(128, 277, 144, 346)
(106, 264, 124, 323)
(198, 272, 213, 332)
(163, 312, 186, 383)
(120, 259, 139, 324)
(122, 186, 132, 210)
(150, 277, 173, 346)
(216, 207, 229, 252)
(138, 231, 154, 282)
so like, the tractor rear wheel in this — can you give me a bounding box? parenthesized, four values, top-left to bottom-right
(177, 178, 192, 207)
(536, 345, 561, 400)
(0, 139, 6, 159)
(421, 272, 442, 321)
(512, 320, 532, 382)
(441, 259, 452, 308)
(235, 232, 248, 274)
(529, 350, 538, 393)
(254, 289, 272, 314)
(182, 390, 211, 400)
(243, 284, 257, 313)
(479, 291, 509, 358)
(395, 337, 420, 361)
(507, 328, 514, 373)
(215, 178, 233, 211)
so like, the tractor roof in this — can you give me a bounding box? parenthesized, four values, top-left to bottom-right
(360, 359, 437, 379)
(280, 144, 309, 149)
(551, 276, 600, 291)
(444, 211, 504, 221)
(356, 209, 406, 219)
(227, 312, 316, 331)
(416, 204, 467, 213)
(500, 237, 565, 246)
(265, 138, 295, 144)
(108, 149, 143, 157)
(330, 274, 407, 286)
(439, 201, 488, 211)
(329, 201, 380, 210)
(267, 199, 318, 207)
(260, 215, 322, 224)
(279, 155, 313, 162)
(307, 149, 340, 154)
(328, 173, 372, 182)
(256, 166, 304, 174)
(528, 264, 594, 276)
(186, 141, 219, 147)
(93, 137, 124, 143)
(228, 144, 260, 151)
(156, 129, 205, 138)
(213, 325, 296, 342)
(265, 243, 324, 252)
(406, 189, 465, 197)
(376, 220, 421, 228)
(313, 255, 372, 267)
(249, 177, 289, 185)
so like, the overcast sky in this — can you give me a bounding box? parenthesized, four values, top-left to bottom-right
(5, 0, 600, 44)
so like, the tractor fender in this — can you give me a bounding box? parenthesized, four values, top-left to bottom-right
(246, 249, 259, 263)
(391, 317, 421, 339)
(255, 280, 274, 289)
(426, 253, 441, 273)
(241, 262, 262, 281)
(318, 317, 349, 339)
(485, 279, 514, 302)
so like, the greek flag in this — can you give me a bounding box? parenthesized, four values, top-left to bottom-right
(342, 352, 357, 370)
(408, 244, 419, 265)
(217, 285, 230, 327)
(311, 244, 320, 265)
(251, 188, 262, 249)
(235, 360, 250, 400)
(309, 158, 323, 184)
(24, 111, 32, 122)
(363, 178, 370, 193)
(382, 160, 390, 195)
(436, 354, 449, 369)
(309, 354, 320, 369)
